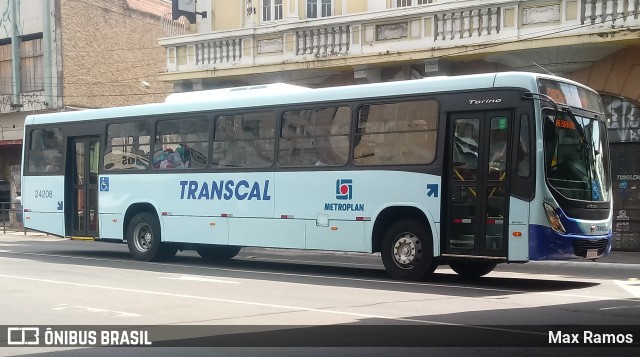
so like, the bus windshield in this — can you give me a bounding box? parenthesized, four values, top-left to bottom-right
(543, 110, 611, 202)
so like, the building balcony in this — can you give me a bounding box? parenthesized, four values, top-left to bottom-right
(158, 0, 640, 85)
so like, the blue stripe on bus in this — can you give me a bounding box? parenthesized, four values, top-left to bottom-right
(528, 224, 612, 261)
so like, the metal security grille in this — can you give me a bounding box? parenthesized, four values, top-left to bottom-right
(573, 238, 609, 258)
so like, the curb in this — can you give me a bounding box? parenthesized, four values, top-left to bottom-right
(523, 260, 640, 268)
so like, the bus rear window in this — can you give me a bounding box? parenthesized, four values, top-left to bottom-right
(28, 128, 63, 173)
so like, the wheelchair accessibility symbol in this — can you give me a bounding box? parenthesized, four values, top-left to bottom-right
(100, 177, 110, 192)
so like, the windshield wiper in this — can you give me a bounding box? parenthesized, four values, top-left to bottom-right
(563, 107, 591, 150)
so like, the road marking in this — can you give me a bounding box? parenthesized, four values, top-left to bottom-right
(0, 272, 544, 338)
(158, 276, 239, 284)
(1, 249, 638, 302)
(52, 303, 141, 318)
(0, 243, 25, 246)
(614, 280, 640, 299)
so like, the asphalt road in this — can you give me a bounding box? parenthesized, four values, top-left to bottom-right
(0, 233, 639, 356)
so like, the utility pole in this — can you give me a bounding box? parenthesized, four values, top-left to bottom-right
(43, 0, 53, 108)
(10, 0, 21, 108)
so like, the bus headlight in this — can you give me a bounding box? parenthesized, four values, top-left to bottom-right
(543, 202, 566, 234)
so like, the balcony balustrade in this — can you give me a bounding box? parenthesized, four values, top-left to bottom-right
(159, 0, 640, 74)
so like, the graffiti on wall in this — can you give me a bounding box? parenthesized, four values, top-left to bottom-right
(0, 0, 24, 38)
(603, 94, 640, 142)
(0, 2, 10, 38)
(0, 93, 47, 112)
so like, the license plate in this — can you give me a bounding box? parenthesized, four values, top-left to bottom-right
(586, 249, 598, 259)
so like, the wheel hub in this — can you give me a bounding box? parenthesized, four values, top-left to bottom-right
(134, 224, 153, 252)
(393, 233, 421, 268)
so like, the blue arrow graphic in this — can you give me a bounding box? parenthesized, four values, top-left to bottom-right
(426, 184, 438, 198)
(57, 201, 63, 210)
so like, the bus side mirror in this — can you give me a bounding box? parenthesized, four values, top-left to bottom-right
(543, 116, 556, 142)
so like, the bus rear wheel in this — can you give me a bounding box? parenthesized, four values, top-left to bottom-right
(127, 212, 175, 261)
(380, 219, 436, 281)
(197, 245, 242, 261)
(449, 261, 497, 279)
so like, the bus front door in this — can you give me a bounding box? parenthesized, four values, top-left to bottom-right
(442, 111, 511, 259)
(66, 137, 100, 238)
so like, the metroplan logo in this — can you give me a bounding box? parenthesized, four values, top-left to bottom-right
(336, 179, 353, 200)
(325, 179, 364, 212)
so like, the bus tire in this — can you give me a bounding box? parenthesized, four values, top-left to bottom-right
(127, 212, 165, 262)
(197, 245, 241, 261)
(381, 219, 436, 281)
(449, 261, 497, 279)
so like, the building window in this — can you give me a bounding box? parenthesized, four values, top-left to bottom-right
(0, 42, 11, 95)
(395, 0, 433, 7)
(262, 0, 283, 22)
(20, 35, 44, 92)
(307, 0, 332, 18)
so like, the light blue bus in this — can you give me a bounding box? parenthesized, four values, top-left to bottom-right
(21, 72, 612, 280)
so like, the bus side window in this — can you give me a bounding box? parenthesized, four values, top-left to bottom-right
(212, 112, 274, 169)
(278, 110, 313, 166)
(354, 100, 438, 165)
(315, 106, 350, 166)
(278, 107, 350, 167)
(28, 128, 63, 173)
(105, 121, 150, 171)
(155, 116, 209, 170)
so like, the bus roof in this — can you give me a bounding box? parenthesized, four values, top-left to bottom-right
(25, 72, 592, 125)
(164, 83, 312, 103)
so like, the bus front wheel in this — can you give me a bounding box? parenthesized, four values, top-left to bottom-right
(381, 219, 436, 281)
(197, 245, 242, 261)
(449, 261, 497, 279)
(127, 212, 175, 261)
